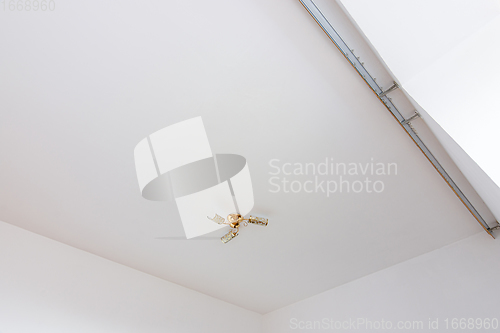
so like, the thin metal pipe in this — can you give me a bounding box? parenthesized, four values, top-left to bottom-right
(299, 0, 494, 236)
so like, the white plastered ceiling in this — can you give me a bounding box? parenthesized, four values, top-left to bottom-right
(0, 0, 493, 313)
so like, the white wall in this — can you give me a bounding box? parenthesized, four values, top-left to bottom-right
(0, 221, 262, 333)
(263, 232, 500, 332)
(3, 220, 498, 333)
(2, 221, 499, 333)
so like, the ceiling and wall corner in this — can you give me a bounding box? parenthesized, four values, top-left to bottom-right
(0, 0, 497, 319)
(263, 231, 500, 333)
(301, 0, 498, 234)
(337, 0, 500, 223)
(0, 221, 263, 333)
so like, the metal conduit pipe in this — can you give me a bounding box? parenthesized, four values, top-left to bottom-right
(299, 0, 499, 237)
